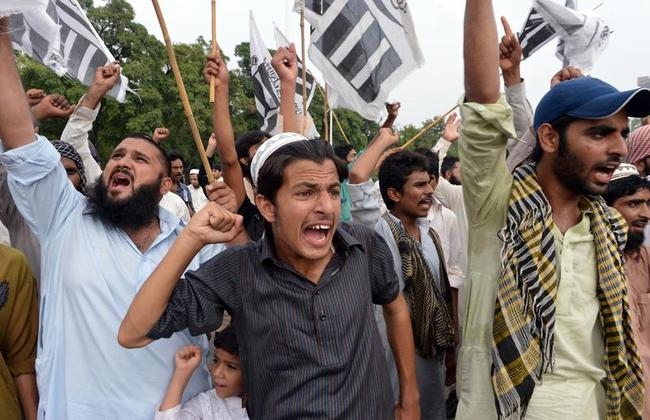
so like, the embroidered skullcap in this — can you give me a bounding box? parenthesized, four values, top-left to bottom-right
(249, 132, 308, 188)
(610, 163, 640, 182)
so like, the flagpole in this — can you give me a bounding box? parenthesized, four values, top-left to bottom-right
(329, 106, 334, 145)
(316, 83, 351, 145)
(209, 0, 217, 103)
(300, 7, 308, 115)
(400, 105, 458, 150)
(152, 0, 215, 183)
(323, 84, 329, 142)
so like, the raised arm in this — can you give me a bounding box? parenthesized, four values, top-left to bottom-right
(349, 103, 400, 184)
(203, 52, 246, 208)
(118, 203, 242, 348)
(349, 129, 399, 184)
(271, 45, 299, 134)
(464, 0, 500, 104)
(0, 17, 36, 149)
(60, 63, 121, 183)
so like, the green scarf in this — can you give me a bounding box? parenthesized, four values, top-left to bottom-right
(492, 163, 645, 419)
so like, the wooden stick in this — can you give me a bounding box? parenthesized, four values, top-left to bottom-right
(299, 8, 308, 115)
(316, 83, 351, 145)
(332, 108, 351, 145)
(152, 0, 214, 183)
(209, 0, 217, 103)
(323, 84, 329, 142)
(399, 105, 458, 150)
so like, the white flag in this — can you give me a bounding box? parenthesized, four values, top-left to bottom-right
(250, 12, 281, 135)
(273, 26, 319, 139)
(0, 0, 47, 17)
(534, 0, 611, 73)
(295, 0, 424, 121)
(9, 0, 130, 101)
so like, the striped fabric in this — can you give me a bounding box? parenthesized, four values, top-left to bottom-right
(381, 212, 454, 359)
(149, 223, 399, 419)
(492, 163, 645, 419)
(9, 0, 128, 101)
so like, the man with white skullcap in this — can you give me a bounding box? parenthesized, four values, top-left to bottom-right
(603, 163, 650, 419)
(119, 133, 420, 419)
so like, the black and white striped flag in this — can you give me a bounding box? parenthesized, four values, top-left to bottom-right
(295, 0, 424, 121)
(555, 0, 577, 64)
(273, 26, 318, 138)
(249, 12, 318, 137)
(250, 12, 281, 135)
(519, 6, 558, 59)
(534, 0, 610, 72)
(9, 0, 129, 101)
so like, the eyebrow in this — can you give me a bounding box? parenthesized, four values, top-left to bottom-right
(584, 124, 630, 137)
(133, 150, 151, 161)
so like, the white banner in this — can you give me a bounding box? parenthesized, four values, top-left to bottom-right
(9, 0, 129, 101)
(535, 0, 610, 73)
(295, 0, 424, 121)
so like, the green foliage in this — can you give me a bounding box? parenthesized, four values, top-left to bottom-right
(18, 2, 441, 168)
(398, 117, 446, 152)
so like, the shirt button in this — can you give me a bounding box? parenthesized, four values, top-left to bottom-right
(320, 313, 327, 321)
(476, 105, 486, 112)
(315, 290, 320, 296)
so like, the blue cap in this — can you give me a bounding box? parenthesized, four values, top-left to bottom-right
(533, 77, 650, 132)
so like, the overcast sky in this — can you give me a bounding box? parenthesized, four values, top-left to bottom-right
(121, 0, 650, 127)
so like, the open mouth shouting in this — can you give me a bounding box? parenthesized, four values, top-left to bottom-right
(303, 222, 334, 248)
(108, 169, 134, 194)
(593, 162, 621, 185)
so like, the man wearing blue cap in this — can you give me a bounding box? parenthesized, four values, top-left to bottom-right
(455, 1, 650, 419)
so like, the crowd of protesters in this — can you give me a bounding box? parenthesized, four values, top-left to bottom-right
(1, 0, 649, 418)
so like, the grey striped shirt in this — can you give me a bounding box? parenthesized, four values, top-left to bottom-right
(148, 223, 400, 419)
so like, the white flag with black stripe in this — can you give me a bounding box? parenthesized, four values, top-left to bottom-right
(9, 0, 129, 101)
(518, 6, 558, 59)
(535, 0, 611, 72)
(250, 12, 281, 135)
(295, 0, 424, 121)
(273, 26, 319, 139)
(555, 0, 577, 63)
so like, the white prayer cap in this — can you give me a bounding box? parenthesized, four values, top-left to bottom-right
(610, 163, 640, 182)
(189, 168, 199, 175)
(249, 132, 308, 188)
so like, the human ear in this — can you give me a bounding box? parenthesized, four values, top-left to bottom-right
(255, 194, 276, 223)
(160, 177, 173, 194)
(386, 187, 402, 205)
(537, 123, 560, 154)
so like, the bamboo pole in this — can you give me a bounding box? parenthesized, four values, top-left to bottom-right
(152, 0, 214, 183)
(316, 83, 351, 145)
(299, 8, 308, 115)
(323, 84, 329, 142)
(399, 105, 458, 150)
(209, 0, 217, 103)
(332, 109, 351, 145)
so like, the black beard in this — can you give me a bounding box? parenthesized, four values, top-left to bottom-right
(625, 231, 645, 253)
(87, 177, 162, 230)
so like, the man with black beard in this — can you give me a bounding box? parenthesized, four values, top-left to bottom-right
(0, 19, 242, 420)
(603, 163, 650, 419)
(456, 2, 650, 419)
